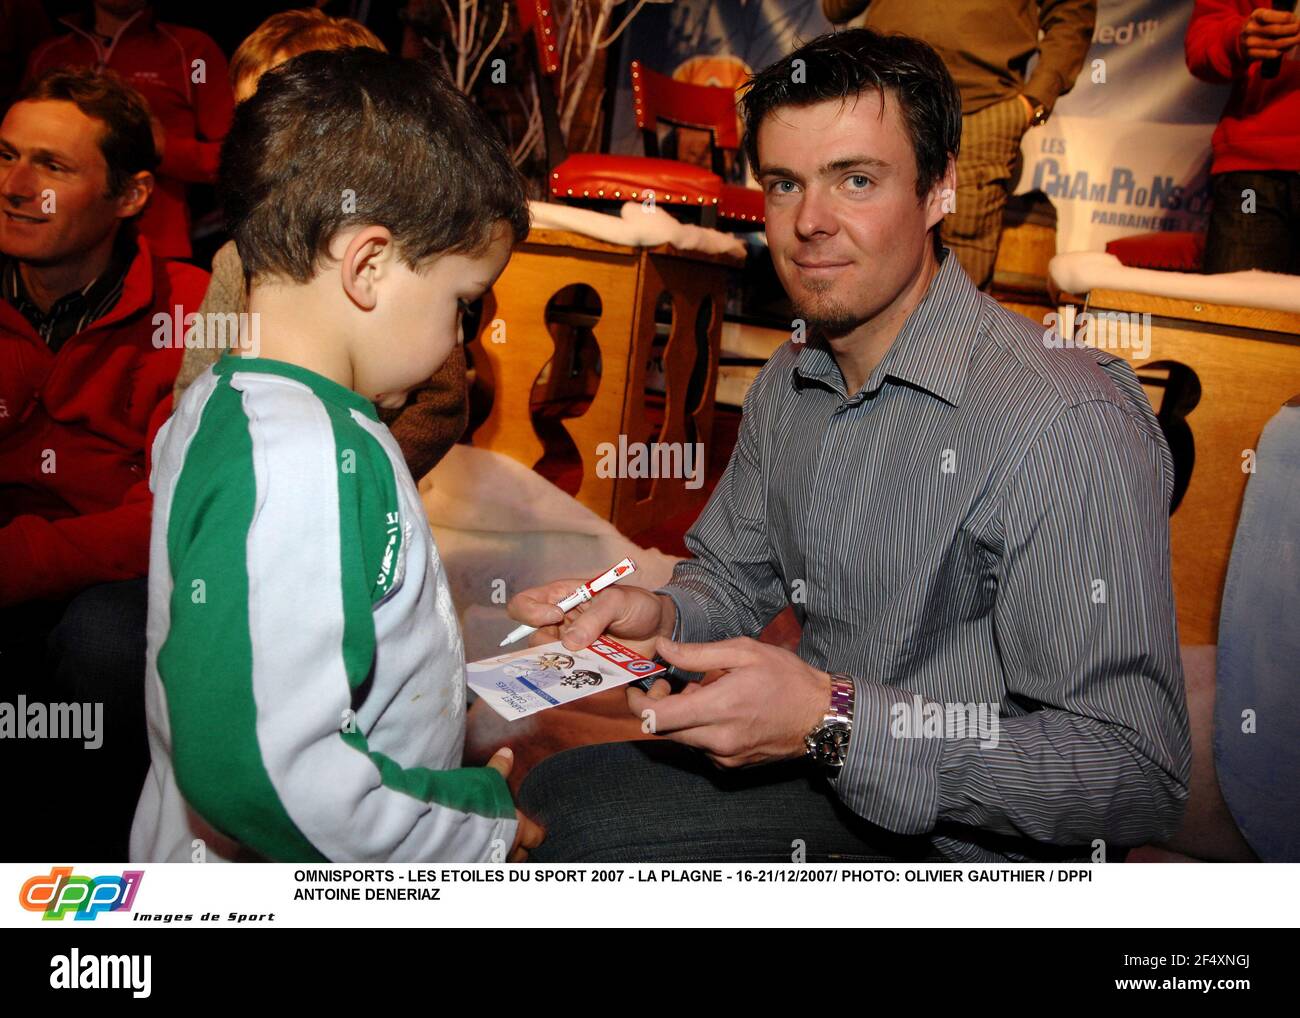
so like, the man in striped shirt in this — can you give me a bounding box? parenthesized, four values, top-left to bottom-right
(510, 30, 1191, 862)
(130, 49, 542, 863)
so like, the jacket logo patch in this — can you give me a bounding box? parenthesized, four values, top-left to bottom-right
(376, 510, 401, 593)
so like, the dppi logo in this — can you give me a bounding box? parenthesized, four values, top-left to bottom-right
(19, 866, 144, 921)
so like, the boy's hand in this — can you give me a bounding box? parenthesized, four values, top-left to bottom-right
(507, 578, 676, 657)
(487, 747, 544, 861)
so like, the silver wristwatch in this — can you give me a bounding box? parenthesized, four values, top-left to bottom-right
(805, 673, 855, 769)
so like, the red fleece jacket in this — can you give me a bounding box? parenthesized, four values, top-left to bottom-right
(1186, 0, 1300, 174)
(0, 234, 209, 606)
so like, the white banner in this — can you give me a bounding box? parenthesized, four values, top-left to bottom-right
(1014, 0, 1231, 253)
(3, 862, 1295, 928)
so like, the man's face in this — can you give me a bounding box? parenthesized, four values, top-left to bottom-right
(362, 220, 515, 409)
(757, 91, 947, 340)
(0, 100, 137, 266)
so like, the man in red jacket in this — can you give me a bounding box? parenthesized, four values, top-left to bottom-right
(25, 0, 234, 260)
(1187, 1, 1300, 273)
(0, 67, 208, 859)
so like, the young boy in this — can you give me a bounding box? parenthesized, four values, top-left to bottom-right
(130, 48, 541, 863)
(173, 10, 471, 485)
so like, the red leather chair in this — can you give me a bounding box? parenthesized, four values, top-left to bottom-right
(625, 61, 765, 228)
(517, 0, 763, 229)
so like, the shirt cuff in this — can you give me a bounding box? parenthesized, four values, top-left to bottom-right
(828, 677, 945, 835)
(652, 585, 711, 682)
(1023, 72, 1065, 115)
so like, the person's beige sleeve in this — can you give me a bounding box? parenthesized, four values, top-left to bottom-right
(173, 239, 247, 406)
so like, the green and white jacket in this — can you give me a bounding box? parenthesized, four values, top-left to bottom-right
(131, 356, 516, 862)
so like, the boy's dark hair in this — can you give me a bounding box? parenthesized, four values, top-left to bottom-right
(220, 48, 531, 284)
(739, 29, 961, 203)
(17, 66, 158, 198)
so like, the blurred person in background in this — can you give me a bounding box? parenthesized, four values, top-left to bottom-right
(25, 0, 234, 260)
(1188, 1, 1300, 274)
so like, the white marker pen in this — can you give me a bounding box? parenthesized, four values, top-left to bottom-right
(498, 557, 638, 647)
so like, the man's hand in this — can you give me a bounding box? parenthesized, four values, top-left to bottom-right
(627, 636, 832, 769)
(506, 577, 675, 657)
(486, 747, 544, 862)
(1240, 8, 1300, 62)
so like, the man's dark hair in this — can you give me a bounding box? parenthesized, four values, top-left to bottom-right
(17, 66, 158, 197)
(220, 48, 531, 284)
(740, 29, 961, 202)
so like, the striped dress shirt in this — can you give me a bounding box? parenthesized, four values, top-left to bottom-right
(658, 251, 1192, 862)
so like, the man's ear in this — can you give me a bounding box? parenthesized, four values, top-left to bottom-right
(338, 225, 394, 312)
(924, 155, 958, 234)
(115, 170, 153, 220)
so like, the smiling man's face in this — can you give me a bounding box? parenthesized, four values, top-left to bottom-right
(757, 89, 948, 342)
(0, 100, 138, 266)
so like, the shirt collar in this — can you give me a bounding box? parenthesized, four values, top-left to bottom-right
(214, 355, 382, 423)
(791, 248, 985, 408)
(0, 225, 137, 338)
(80, 224, 137, 307)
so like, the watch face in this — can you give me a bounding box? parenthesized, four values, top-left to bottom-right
(815, 722, 850, 766)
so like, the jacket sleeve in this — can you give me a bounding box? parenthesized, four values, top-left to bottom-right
(1024, 0, 1098, 113)
(1186, 0, 1251, 84)
(0, 394, 172, 608)
(155, 32, 234, 184)
(377, 344, 470, 483)
(173, 240, 245, 404)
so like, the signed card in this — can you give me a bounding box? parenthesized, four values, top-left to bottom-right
(467, 637, 666, 721)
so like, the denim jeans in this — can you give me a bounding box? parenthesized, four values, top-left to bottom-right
(1204, 170, 1300, 275)
(517, 739, 948, 862)
(1214, 401, 1300, 861)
